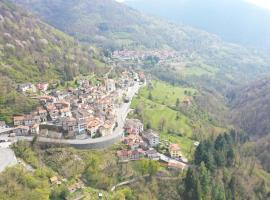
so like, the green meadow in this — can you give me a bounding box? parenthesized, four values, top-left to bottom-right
(131, 80, 228, 159)
(131, 80, 198, 158)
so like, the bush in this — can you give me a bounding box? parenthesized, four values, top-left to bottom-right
(12, 141, 39, 168)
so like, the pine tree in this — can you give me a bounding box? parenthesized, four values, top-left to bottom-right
(148, 92, 153, 100)
(198, 162, 211, 199)
(176, 98, 180, 107)
(212, 180, 226, 200)
(184, 168, 202, 200)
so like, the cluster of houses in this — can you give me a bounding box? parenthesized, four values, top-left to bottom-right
(117, 119, 160, 162)
(11, 71, 139, 139)
(110, 50, 195, 76)
(17, 82, 49, 93)
(111, 50, 190, 68)
(117, 118, 183, 169)
(112, 50, 178, 62)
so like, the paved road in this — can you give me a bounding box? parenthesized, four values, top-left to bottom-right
(13, 82, 142, 149)
(0, 148, 17, 173)
(113, 82, 141, 135)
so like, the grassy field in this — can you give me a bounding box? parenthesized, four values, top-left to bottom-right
(138, 80, 197, 106)
(131, 80, 199, 158)
(180, 62, 219, 77)
(130, 80, 228, 159)
(131, 97, 193, 137)
(131, 96, 195, 158)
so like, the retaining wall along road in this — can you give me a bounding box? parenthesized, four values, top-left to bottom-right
(33, 131, 124, 149)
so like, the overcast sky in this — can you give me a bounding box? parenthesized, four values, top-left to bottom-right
(116, 0, 270, 11)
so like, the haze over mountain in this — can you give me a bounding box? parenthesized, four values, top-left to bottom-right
(125, 0, 270, 52)
(10, 0, 270, 91)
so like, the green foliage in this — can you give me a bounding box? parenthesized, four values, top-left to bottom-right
(180, 131, 270, 200)
(112, 187, 135, 200)
(0, 1, 107, 122)
(183, 168, 202, 200)
(0, 77, 39, 123)
(249, 135, 270, 173)
(133, 160, 159, 177)
(148, 92, 153, 100)
(176, 98, 180, 107)
(0, 166, 50, 200)
(12, 141, 40, 168)
(211, 181, 226, 200)
(42, 148, 85, 179)
(50, 185, 69, 200)
(198, 162, 211, 199)
(194, 132, 236, 171)
(230, 78, 270, 138)
(131, 80, 226, 158)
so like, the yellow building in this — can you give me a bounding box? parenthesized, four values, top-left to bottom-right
(169, 143, 182, 158)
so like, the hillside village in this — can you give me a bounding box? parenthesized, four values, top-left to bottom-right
(0, 70, 145, 139)
(117, 118, 188, 170)
(0, 65, 189, 176)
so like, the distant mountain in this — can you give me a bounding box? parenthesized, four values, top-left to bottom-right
(10, 0, 270, 91)
(229, 78, 270, 137)
(125, 0, 270, 52)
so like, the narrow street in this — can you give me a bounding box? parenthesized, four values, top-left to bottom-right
(113, 82, 141, 137)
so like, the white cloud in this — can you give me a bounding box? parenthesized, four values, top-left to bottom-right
(245, 0, 270, 10)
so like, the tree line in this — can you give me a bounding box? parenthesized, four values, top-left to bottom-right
(179, 131, 270, 200)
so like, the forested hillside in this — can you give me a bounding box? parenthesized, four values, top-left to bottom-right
(179, 132, 270, 200)
(229, 78, 270, 137)
(12, 0, 270, 90)
(0, 0, 103, 83)
(0, 0, 106, 123)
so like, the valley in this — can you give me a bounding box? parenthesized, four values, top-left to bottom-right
(0, 0, 270, 199)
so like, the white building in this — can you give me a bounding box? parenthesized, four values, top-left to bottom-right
(142, 130, 160, 147)
(105, 79, 116, 92)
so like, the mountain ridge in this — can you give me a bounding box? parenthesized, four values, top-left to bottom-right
(125, 0, 270, 52)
